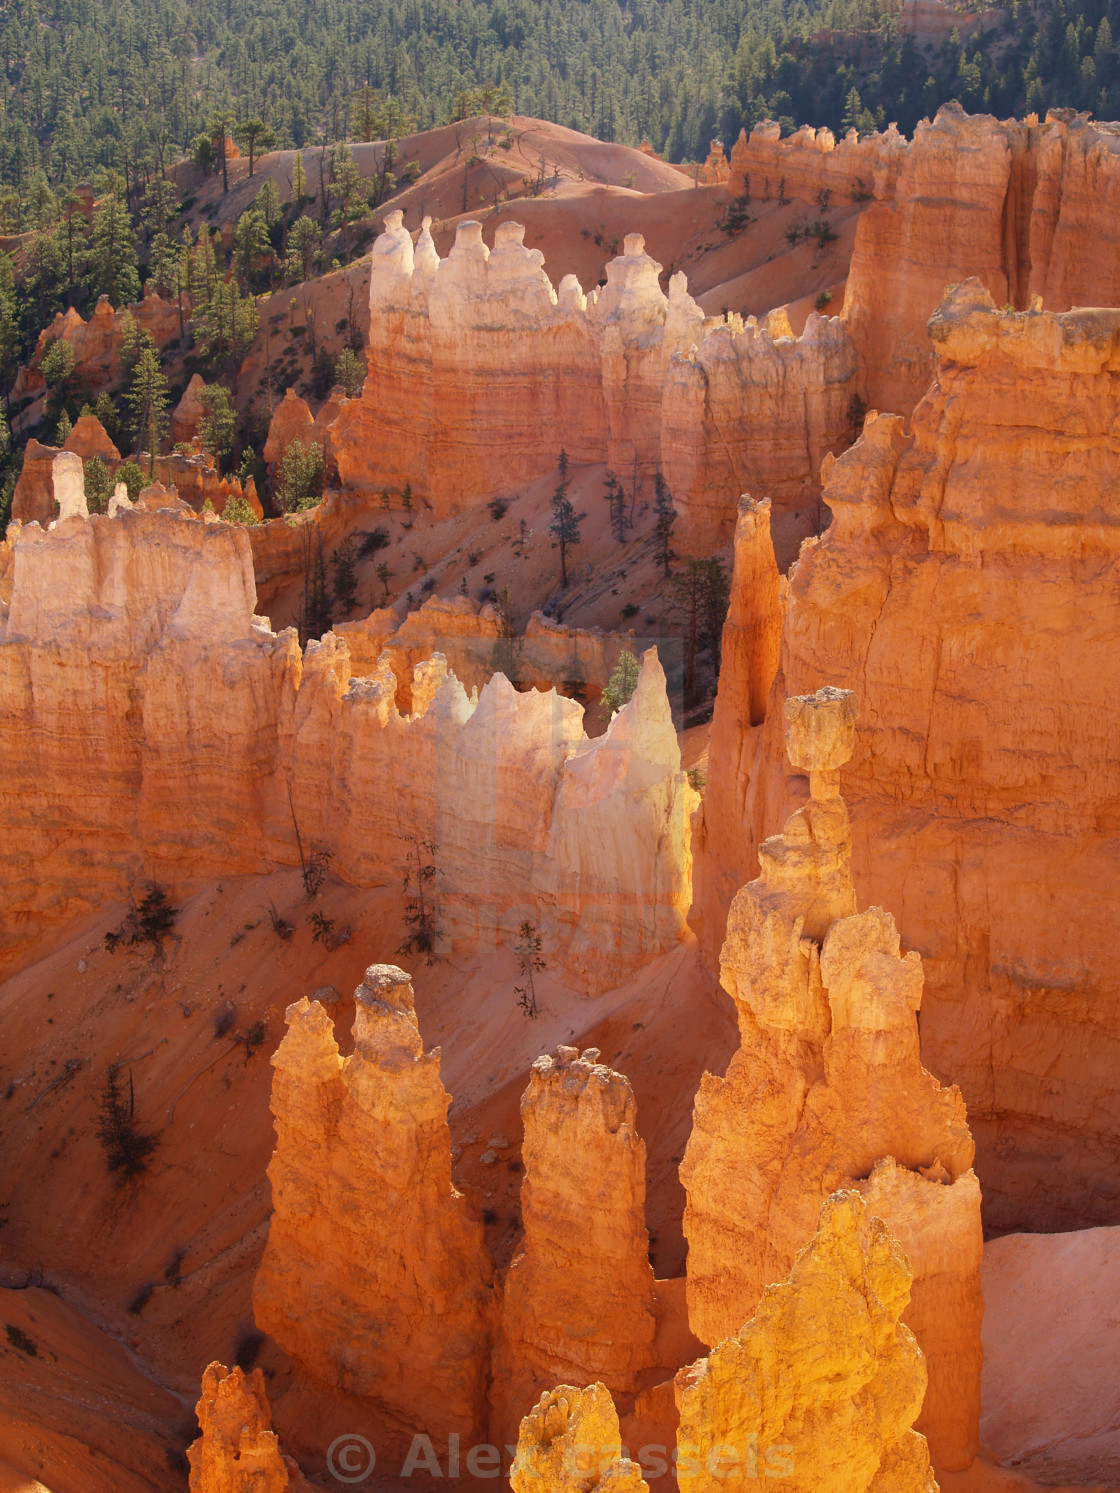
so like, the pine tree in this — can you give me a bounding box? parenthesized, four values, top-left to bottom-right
(548, 449, 584, 588)
(600, 648, 641, 715)
(198, 384, 236, 472)
(331, 534, 359, 613)
(125, 341, 170, 468)
(653, 471, 676, 577)
(88, 196, 140, 306)
(603, 470, 627, 543)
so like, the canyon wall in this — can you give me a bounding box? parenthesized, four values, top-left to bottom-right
(842, 103, 1120, 413)
(253, 968, 493, 1445)
(511, 1383, 649, 1493)
(694, 282, 1120, 1234)
(329, 210, 856, 555)
(683, 686, 981, 1471)
(0, 503, 692, 991)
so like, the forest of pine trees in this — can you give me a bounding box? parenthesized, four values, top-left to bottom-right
(0, 0, 1116, 198)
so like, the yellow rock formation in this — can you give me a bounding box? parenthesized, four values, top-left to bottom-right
(696, 281, 1120, 1236)
(511, 1383, 650, 1493)
(675, 1191, 938, 1493)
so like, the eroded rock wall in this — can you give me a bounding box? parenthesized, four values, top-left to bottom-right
(330, 210, 855, 555)
(694, 282, 1120, 1234)
(0, 508, 691, 991)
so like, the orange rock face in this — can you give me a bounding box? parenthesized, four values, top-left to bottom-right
(843, 104, 1120, 414)
(492, 1046, 657, 1439)
(171, 373, 207, 447)
(187, 1363, 311, 1492)
(696, 280, 1120, 1237)
(675, 1190, 938, 1493)
(252, 967, 494, 1445)
(330, 210, 854, 552)
(13, 289, 182, 400)
(683, 686, 982, 1471)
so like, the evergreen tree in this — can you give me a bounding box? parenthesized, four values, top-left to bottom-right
(84, 453, 113, 513)
(124, 339, 169, 466)
(88, 197, 140, 306)
(235, 118, 277, 177)
(600, 647, 641, 714)
(276, 438, 324, 512)
(653, 471, 676, 578)
(548, 449, 584, 588)
(198, 384, 236, 472)
(335, 346, 365, 396)
(331, 534, 359, 613)
(603, 470, 627, 544)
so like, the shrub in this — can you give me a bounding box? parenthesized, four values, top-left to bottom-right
(601, 649, 641, 715)
(221, 494, 259, 525)
(96, 1066, 159, 1179)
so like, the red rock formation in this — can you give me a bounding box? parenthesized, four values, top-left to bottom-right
(335, 597, 633, 713)
(690, 496, 781, 953)
(683, 686, 982, 1471)
(660, 307, 855, 553)
(171, 373, 207, 447)
(727, 118, 908, 204)
(13, 289, 182, 399)
(695, 281, 1120, 1237)
(675, 1191, 938, 1493)
(263, 387, 315, 466)
(698, 141, 729, 186)
(187, 1363, 312, 1492)
(492, 1046, 657, 1438)
(253, 967, 494, 1445)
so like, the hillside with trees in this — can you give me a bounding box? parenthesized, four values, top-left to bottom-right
(0, 0, 1115, 198)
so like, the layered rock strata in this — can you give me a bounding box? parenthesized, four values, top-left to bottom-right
(187, 1363, 311, 1492)
(253, 967, 493, 1444)
(694, 282, 1120, 1233)
(329, 210, 856, 552)
(0, 506, 689, 989)
(492, 1046, 657, 1436)
(675, 1191, 939, 1493)
(682, 686, 982, 1471)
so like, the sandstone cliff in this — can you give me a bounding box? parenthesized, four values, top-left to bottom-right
(843, 103, 1120, 412)
(329, 210, 855, 553)
(492, 1045, 657, 1438)
(683, 686, 982, 1471)
(675, 1190, 938, 1493)
(187, 1362, 311, 1492)
(253, 966, 494, 1445)
(0, 506, 689, 990)
(694, 281, 1120, 1235)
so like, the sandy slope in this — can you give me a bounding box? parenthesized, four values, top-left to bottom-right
(0, 866, 735, 1489)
